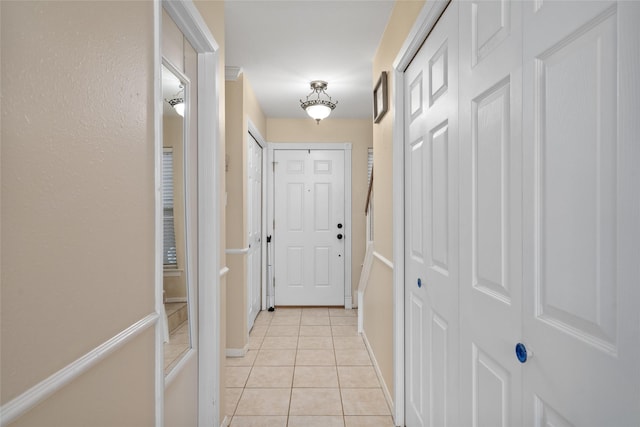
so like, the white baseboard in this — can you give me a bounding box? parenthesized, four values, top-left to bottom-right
(165, 297, 187, 303)
(344, 296, 353, 309)
(225, 344, 249, 358)
(362, 330, 395, 418)
(358, 291, 364, 334)
(220, 415, 231, 427)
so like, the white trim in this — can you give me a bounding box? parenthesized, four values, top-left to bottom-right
(266, 142, 353, 308)
(220, 266, 230, 277)
(391, 1, 451, 425)
(197, 49, 221, 427)
(153, 1, 164, 425)
(160, 2, 221, 427)
(225, 345, 249, 358)
(0, 313, 159, 427)
(357, 242, 375, 333)
(269, 142, 352, 151)
(373, 251, 394, 270)
(225, 247, 250, 255)
(162, 1, 218, 53)
(165, 297, 188, 303)
(344, 144, 353, 309)
(224, 66, 242, 81)
(362, 330, 395, 418)
(220, 415, 231, 427)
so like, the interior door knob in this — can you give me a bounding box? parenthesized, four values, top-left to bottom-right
(337, 233, 343, 240)
(515, 343, 529, 363)
(337, 223, 343, 229)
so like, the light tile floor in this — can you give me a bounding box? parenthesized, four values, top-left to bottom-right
(225, 307, 394, 427)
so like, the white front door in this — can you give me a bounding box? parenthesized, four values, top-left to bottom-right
(247, 133, 263, 330)
(273, 149, 346, 306)
(522, 1, 640, 425)
(404, 2, 460, 426)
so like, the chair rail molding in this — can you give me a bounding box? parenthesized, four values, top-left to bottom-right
(0, 313, 159, 427)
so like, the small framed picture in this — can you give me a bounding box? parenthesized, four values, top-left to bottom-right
(373, 71, 388, 124)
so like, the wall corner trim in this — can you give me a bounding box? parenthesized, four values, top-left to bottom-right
(0, 313, 159, 427)
(225, 247, 250, 255)
(225, 345, 249, 358)
(225, 66, 243, 81)
(373, 251, 394, 270)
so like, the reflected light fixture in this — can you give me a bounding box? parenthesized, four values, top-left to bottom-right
(165, 84, 185, 117)
(300, 80, 337, 124)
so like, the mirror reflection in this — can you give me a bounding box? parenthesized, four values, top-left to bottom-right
(162, 64, 191, 374)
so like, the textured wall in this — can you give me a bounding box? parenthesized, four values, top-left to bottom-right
(1, 0, 156, 424)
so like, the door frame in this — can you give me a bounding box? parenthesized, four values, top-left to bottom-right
(156, 2, 222, 426)
(266, 142, 353, 308)
(391, 0, 451, 425)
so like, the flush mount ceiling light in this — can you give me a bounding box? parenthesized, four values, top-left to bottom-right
(300, 80, 337, 124)
(165, 84, 185, 117)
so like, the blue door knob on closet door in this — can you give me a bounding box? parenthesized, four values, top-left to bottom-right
(417, 278, 422, 288)
(515, 343, 528, 363)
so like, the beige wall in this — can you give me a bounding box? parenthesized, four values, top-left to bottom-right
(2, 1, 228, 425)
(1, 0, 156, 424)
(225, 73, 267, 351)
(362, 0, 426, 403)
(266, 118, 373, 302)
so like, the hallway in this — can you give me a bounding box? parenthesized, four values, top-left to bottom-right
(225, 308, 393, 427)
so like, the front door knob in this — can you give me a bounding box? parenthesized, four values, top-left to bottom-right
(337, 233, 343, 240)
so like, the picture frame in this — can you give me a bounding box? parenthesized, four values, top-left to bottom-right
(373, 71, 388, 123)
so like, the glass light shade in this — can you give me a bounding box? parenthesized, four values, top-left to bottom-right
(305, 104, 331, 121)
(173, 102, 185, 117)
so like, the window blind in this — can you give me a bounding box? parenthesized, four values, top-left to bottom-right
(163, 149, 177, 267)
(367, 147, 373, 186)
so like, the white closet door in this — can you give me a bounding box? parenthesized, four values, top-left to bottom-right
(458, 1, 524, 426)
(522, 1, 640, 425)
(404, 3, 459, 426)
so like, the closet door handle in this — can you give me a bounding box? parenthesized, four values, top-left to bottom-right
(515, 343, 529, 363)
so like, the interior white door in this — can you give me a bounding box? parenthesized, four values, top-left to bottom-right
(458, 1, 524, 425)
(273, 149, 345, 306)
(404, 2, 459, 426)
(522, 1, 640, 425)
(247, 134, 263, 330)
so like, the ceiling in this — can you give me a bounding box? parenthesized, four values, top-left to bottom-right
(225, 0, 395, 120)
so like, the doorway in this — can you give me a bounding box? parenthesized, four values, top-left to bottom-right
(267, 143, 353, 308)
